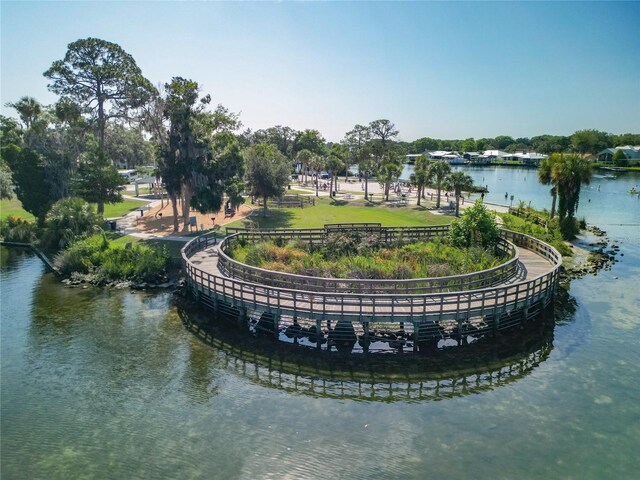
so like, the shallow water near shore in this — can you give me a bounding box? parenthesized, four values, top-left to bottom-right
(2, 167, 639, 479)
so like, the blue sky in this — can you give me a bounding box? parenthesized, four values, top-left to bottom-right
(1, 1, 638, 142)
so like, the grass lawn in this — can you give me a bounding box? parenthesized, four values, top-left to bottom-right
(237, 197, 452, 229)
(0, 198, 149, 222)
(0, 198, 35, 222)
(102, 198, 150, 218)
(108, 233, 186, 260)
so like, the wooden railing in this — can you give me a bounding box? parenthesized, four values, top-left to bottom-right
(181, 226, 562, 333)
(216, 226, 519, 294)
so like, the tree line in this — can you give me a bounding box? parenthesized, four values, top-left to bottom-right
(1, 37, 628, 234)
(407, 130, 639, 156)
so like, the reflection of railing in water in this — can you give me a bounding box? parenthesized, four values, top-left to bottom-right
(221, 349, 550, 402)
(177, 301, 555, 402)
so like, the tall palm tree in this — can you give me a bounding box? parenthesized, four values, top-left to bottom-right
(410, 155, 431, 206)
(327, 143, 349, 197)
(326, 154, 344, 198)
(538, 154, 560, 218)
(554, 154, 593, 222)
(378, 157, 403, 201)
(6, 96, 42, 129)
(427, 160, 451, 208)
(356, 145, 375, 201)
(444, 171, 474, 217)
(296, 149, 313, 185)
(308, 154, 326, 197)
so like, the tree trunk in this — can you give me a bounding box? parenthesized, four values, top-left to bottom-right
(364, 173, 369, 200)
(97, 85, 105, 151)
(97, 202, 105, 215)
(170, 194, 179, 232)
(181, 184, 192, 231)
(263, 195, 268, 217)
(436, 183, 442, 208)
(550, 187, 557, 219)
(455, 193, 460, 217)
(417, 185, 421, 206)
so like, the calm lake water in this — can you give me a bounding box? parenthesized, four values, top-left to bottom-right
(2, 166, 639, 479)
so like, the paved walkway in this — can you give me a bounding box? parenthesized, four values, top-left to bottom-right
(115, 197, 192, 242)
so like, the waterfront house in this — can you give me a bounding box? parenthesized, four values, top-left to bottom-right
(427, 150, 465, 164)
(503, 152, 548, 166)
(482, 150, 510, 162)
(597, 146, 640, 164)
(427, 150, 452, 160)
(471, 154, 492, 164)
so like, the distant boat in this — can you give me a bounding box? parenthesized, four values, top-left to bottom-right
(603, 174, 617, 179)
(629, 187, 639, 195)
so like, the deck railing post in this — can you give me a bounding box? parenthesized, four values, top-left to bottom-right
(363, 321, 370, 353)
(316, 318, 322, 350)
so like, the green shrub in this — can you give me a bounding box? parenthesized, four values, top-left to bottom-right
(0, 216, 38, 243)
(356, 234, 385, 255)
(322, 233, 360, 259)
(42, 197, 102, 250)
(55, 234, 108, 275)
(500, 211, 573, 257)
(450, 201, 500, 249)
(244, 242, 269, 267)
(54, 234, 169, 282)
(133, 245, 170, 282)
(100, 247, 136, 280)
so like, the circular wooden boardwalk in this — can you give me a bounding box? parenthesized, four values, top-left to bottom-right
(182, 224, 561, 351)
